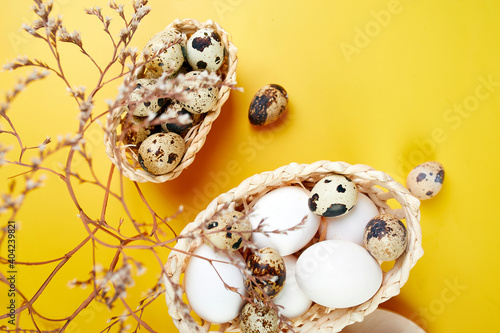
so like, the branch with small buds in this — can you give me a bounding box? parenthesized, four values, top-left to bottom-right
(0, 1, 255, 332)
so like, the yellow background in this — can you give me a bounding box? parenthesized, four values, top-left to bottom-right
(1, 0, 500, 332)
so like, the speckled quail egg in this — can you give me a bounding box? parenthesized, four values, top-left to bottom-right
(178, 71, 219, 114)
(248, 84, 288, 126)
(144, 29, 185, 77)
(203, 210, 252, 251)
(364, 214, 408, 262)
(126, 78, 166, 117)
(308, 174, 358, 217)
(121, 114, 156, 148)
(245, 247, 286, 299)
(240, 303, 279, 333)
(159, 101, 202, 137)
(186, 28, 225, 72)
(406, 161, 445, 200)
(137, 132, 185, 175)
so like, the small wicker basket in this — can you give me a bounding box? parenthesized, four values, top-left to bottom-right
(164, 161, 424, 332)
(104, 19, 238, 183)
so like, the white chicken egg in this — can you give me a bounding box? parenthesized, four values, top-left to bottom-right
(184, 244, 247, 323)
(272, 256, 312, 319)
(248, 186, 321, 256)
(325, 193, 380, 247)
(295, 240, 382, 308)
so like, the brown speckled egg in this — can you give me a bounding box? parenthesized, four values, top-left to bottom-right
(204, 210, 252, 251)
(406, 161, 445, 200)
(127, 79, 166, 117)
(178, 71, 219, 114)
(160, 101, 201, 137)
(144, 29, 185, 77)
(245, 247, 286, 299)
(186, 28, 225, 72)
(364, 214, 408, 262)
(308, 174, 358, 217)
(248, 84, 288, 126)
(137, 132, 185, 175)
(240, 303, 279, 333)
(121, 114, 156, 148)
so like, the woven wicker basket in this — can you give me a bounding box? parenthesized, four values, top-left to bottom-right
(104, 19, 238, 183)
(164, 161, 424, 332)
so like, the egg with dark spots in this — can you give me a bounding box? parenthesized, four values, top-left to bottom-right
(137, 132, 185, 175)
(248, 84, 288, 126)
(406, 161, 445, 200)
(364, 214, 408, 261)
(308, 174, 358, 217)
(240, 303, 279, 333)
(203, 210, 252, 251)
(144, 29, 185, 77)
(178, 71, 219, 114)
(186, 28, 225, 72)
(121, 114, 156, 148)
(126, 78, 165, 117)
(160, 101, 202, 137)
(245, 247, 286, 299)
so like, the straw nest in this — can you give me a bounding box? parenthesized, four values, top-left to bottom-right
(104, 19, 237, 183)
(164, 161, 424, 332)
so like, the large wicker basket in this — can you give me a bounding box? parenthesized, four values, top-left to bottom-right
(164, 161, 424, 332)
(104, 19, 238, 183)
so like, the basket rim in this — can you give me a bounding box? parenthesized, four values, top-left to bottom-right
(163, 160, 424, 333)
(103, 18, 238, 183)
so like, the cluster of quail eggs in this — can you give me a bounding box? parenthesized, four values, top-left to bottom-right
(182, 173, 419, 332)
(120, 27, 226, 175)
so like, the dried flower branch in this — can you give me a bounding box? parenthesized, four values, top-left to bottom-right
(0, 1, 262, 332)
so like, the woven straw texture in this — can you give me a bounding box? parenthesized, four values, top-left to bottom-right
(104, 19, 238, 183)
(164, 161, 424, 333)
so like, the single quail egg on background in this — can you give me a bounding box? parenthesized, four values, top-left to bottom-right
(248, 84, 288, 126)
(137, 132, 185, 175)
(406, 161, 445, 200)
(203, 210, 252, 251)
(186, 28, 225, 72)
(308, 174, 358, 217)
(144, 29, 185, 77)
(121, 115, 156, 148)
(160, 101, 202, 137)
(126, 78, 165, 117)
(178, 71, 219, 114)
(245, 247, 286, 299)
(364, 214, 408, 262)
(240, 303, 279, 333)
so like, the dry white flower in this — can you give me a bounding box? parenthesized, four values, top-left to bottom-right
(67, 278, 78, 289)
(22, 23, 37, 36)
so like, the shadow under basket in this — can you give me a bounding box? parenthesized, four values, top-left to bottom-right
(104, 18, 238, 183)
(164, 161, 424, 332)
